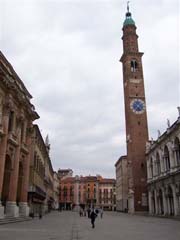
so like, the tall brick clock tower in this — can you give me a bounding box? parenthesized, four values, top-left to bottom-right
(120, 5, 149, 212)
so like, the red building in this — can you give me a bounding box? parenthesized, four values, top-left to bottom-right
(59, 174, 116, 210)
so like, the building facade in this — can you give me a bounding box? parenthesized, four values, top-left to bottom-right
(99, 178, 116, 211)
(59, 174, 116, 211)
(115, 156, 128, 212)
(59, 177, 75, 210)
(53, 172, 59, 210)
(58, 168, 73, 179)
(0, 51, 39, 218)
(28, 125, 47, 216)
(44, 155, 54, 212)
(146, 112, 180, 216)
(119, 6, 149, 212)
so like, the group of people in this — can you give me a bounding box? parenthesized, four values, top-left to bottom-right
(79, 207, 103, 228)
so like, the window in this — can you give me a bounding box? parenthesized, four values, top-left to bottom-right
(130, 60, 138, 72)
(8, 111, 14, 132)
(174, 137, 180, 166)
(21, 122, 24, 143)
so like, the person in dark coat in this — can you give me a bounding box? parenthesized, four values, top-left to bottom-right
(90, 208, 97, 228)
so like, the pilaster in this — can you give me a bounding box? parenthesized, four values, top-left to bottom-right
(19, 126, 33, 203)
(7, 125, 21, 202)
(171, 184, 179, 216)
(0, 108, 10, 201)
(162, 189, 168, 215)
(148, 191, 153, 214)
(0, 202, 4, 219)
(19, 202, 29, 216)
(6, 201, 19, 217)
(154, 190, 158, 214)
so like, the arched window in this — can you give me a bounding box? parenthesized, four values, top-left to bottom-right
(164, 146, 170, 171)
(8, 111, 14, 132)
(174, 137, 180, 166)
(130, 59, 138, 72)
(156, 152, 161, 175)
(63, 186, 67, 198)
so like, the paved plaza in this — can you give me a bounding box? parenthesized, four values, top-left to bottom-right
(0, 211, 179, 240)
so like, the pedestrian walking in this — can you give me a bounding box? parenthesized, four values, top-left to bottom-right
(39, 206, 42, 219)
(90, 208, 97, 228)
(100, 208, 103, 218)
(79, 208, 83, 217)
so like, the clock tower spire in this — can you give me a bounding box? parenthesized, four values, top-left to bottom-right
(120, 5, 149, 212)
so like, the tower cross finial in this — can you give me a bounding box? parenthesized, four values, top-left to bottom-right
(127, 1, 130, 13)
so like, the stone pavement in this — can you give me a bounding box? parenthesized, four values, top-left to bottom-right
(0, 211, 179, 240)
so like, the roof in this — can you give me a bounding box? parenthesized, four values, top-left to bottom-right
(115, 155, 127, 167)
(123, 11, 135, 27)
(0, 51, 32, 98)
(147, 118, 180, 154)
(99, 178, 116, 184)
(60, 177, 75, 183)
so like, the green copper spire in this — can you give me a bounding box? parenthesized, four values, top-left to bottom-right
(123, 1, 135, 27)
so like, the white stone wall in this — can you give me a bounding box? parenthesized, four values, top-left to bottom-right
(147, 119, 180, 216)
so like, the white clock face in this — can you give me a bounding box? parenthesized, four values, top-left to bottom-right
(130, 99, 145, 114)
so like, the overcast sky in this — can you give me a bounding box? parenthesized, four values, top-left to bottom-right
(1, 0, 179, 178)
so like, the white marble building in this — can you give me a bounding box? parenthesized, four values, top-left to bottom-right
(146, 109, 180, 216)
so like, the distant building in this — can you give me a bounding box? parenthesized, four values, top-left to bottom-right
(28, 125, 57, 215)
(53, 172, 59, 210)
(59, 177, 75, 210)
(0, 51, 39, 219)
(115, 156, 128, 212)
(58, 169, 73, 179)
(146, 111, 180, 216)
(28, 125, 47, 216)
(59, 174, 116, 210)
(99, 177, 116, 211)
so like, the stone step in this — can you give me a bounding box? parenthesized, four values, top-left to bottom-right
(0, 216, 31, 225)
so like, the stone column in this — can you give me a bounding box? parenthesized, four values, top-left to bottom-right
(148, 191, 153, 214)
(154, 189, 158, 215)
(74, 177, 79, 211)
(6, 125, 21, 217)
(162, 188, 168, 215)
(19, 126, 33, 216)
(171, 184, 178, 216)
(96, 182, 99, 206)
(169, 145, 175, 171)
(23, 121, 27, 143)
(0, 107, 9, 219)
(159, 150, 165, 174)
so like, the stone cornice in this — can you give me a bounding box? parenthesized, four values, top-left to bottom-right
(7, 132, 19, 147)
(147, 119, 180, 154)
(120, 52, 144, 62)
(0, 51, 32, 98)
(21, 143, 29, 154)
(0, 52, 39, 121)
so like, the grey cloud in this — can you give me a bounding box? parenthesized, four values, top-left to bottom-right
(1, 0, 179, 177)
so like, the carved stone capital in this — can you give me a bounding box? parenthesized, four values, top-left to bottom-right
(17, 111, 25, 123)
(3, 95, 14, 114)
